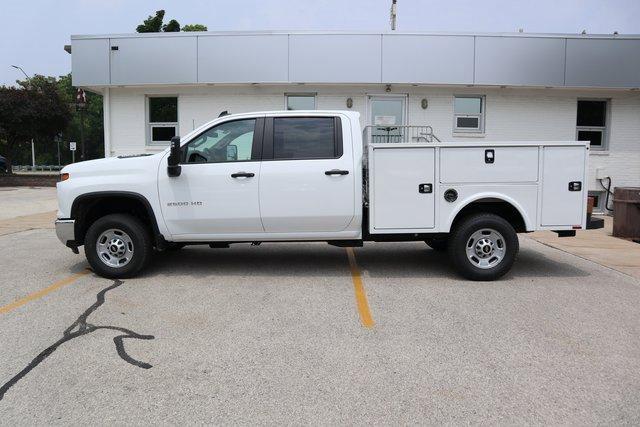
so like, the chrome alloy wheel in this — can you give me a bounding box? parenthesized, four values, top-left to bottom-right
(96, 228, 134, 268)
(465, 228, 506, 269)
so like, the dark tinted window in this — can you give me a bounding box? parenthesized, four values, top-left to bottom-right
(577, 101, 606, 127)
(273, 117, 336, 160)
(456, 117, 480, 128)
(149, 97, 178, 123)
(577, 130, 603, 146)
(151, 126, 176, 142)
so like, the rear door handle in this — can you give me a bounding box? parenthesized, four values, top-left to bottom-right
(325, 169, 349, 176)
(231, 172, 255, 178)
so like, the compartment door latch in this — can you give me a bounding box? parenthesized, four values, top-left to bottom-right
(568, 181, 582, 191)
(419, 183, 433, 194)
(485, 149, 495, 164)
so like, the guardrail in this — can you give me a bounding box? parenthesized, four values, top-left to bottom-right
(12, 165, 64, 172)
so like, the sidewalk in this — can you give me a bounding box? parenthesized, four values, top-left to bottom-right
(527, 215, 640, 279)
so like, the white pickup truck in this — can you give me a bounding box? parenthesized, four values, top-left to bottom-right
(55, 110, 601, 280)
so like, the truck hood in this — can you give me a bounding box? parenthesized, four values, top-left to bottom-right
(61, 153, 164, 178)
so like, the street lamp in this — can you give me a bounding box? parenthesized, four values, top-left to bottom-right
(10, 65, 35, 168)
(10, 65, 30, 80)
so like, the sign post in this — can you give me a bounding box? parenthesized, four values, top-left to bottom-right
(70, 141, 77, 163)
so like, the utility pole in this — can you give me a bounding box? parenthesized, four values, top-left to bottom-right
(390, 0, 397, 31)
(12, 66, 36, 168)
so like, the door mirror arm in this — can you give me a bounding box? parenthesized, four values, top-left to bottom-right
(167, 136, 182, 177)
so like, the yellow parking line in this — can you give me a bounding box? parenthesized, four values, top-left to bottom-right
(346, 248, 374, 328)
(0, 269, 91, 316)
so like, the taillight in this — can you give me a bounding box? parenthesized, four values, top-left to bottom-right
(60, 173, 70, 181)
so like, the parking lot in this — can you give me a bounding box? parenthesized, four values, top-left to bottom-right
(1, 187, 639, 424)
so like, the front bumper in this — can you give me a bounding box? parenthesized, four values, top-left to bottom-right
(55, 219, 78, 252)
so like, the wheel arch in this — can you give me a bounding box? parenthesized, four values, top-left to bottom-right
(71, 191, 162, 246)
(446, 194, 532, 233)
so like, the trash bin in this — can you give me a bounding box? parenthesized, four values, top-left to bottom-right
(613, 187, 640, 239)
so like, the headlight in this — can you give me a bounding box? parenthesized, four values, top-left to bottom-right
(60, 173, 70, 181)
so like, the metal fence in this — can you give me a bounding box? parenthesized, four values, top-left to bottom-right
(362, 125, 441, 145)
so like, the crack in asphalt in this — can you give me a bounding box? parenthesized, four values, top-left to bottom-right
(0, 279, 154, 402)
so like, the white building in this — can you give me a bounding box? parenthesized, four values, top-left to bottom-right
(68, 31, 640, 212)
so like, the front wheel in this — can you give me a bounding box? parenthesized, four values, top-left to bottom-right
(448, 213, 519, 281)
(84, 214, 153, 279)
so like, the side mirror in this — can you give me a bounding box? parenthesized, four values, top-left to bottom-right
(226, 145, 238, 161)
(167, 136, 182, 177)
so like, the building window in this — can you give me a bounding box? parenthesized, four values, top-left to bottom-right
(577, 100, 608, 150)
(285, 94, 316, 111)
(453, 96, 485, 133)
(147, 96, 178, 145)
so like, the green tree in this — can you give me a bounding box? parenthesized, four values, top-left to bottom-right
(56, 74, 104, 163)
(136, 10, 166, 33)
(162, 19, 181, 32)
(0, 76, 71, 171)
(182, 24, 208, 32)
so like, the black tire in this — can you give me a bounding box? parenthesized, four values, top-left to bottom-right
(448, 213, 519, 281)
(84, 213, 153, 279)
(425, 238, 448, 252)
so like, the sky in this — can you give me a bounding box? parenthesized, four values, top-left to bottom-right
(1, 0, 639, 86)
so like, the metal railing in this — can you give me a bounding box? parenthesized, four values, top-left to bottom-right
(362, 125, 441, 145)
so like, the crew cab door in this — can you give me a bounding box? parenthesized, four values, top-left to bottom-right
(259, 115, 355, 233)
(158, 117, 264, 237)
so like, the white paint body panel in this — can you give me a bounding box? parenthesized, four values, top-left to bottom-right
(371, 147, 435, 229)
(157, 160, 263, 236)
(440, 147, 539, 183)
(368, 142, 588, 234)
(541, 146, 587, 226)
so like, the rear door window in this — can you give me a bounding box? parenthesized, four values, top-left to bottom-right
(272, 117, 340, 160)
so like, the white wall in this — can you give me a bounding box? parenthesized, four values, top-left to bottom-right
(105, 85, 640, 192)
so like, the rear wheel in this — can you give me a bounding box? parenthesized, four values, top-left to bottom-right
(448, 213, 518, 281)
(85, 214, 153, 279)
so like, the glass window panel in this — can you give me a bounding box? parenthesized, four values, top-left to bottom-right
(286, 95, 315, 110)
(184, 119, 255, 163)
(370, 99, 404, 138)
(578, 130, 603, 146)
(454, 97, 482, 115)
(273, 117, 335, 160)
(456, 116, 480, 129)
(151, 126, 176, 142)
(577, 101, 606, 127)
(149, 97, 178, 123)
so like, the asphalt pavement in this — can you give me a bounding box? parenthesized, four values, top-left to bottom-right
(0, 188, 639, 424)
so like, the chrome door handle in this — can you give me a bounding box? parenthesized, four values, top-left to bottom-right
(231, 172, 255, 178)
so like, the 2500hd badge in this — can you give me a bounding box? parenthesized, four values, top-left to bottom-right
(166, 201, 203, 207)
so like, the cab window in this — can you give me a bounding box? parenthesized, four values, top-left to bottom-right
(184, 119, 256, 164)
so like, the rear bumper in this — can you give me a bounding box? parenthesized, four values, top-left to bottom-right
(55, 219, 77, 249)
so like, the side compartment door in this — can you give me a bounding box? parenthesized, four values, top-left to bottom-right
(541, 146, 587, 226)
(371, 146, 436, 230)
(259, 116, 355, 233)
(158, 117, 264, 237)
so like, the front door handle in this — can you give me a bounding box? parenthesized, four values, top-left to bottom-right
(325, 169, 349, 176)
(231, 172, 255, 178)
